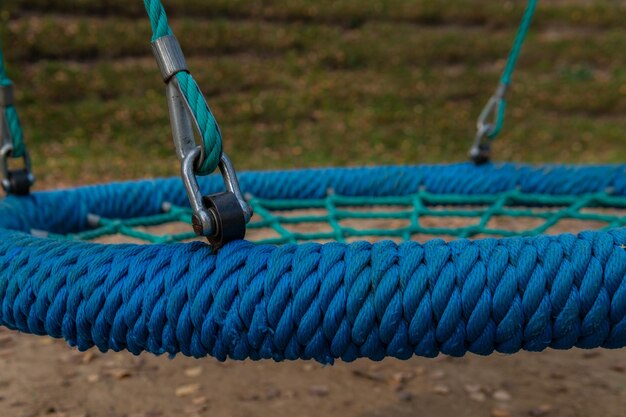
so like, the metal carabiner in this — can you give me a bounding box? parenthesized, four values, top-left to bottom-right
(152, 35, 252, 249)
(469, 83, 507, 165)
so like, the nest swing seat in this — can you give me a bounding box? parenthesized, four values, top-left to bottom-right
(0, 0, 625, 363)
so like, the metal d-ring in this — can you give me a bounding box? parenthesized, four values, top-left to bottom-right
(217, 153, 253, 222)
(180, 147, 252, 238)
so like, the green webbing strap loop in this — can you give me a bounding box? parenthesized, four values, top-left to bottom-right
(143, 0, 223, 176)
(0, 47, 26, 159)
(0, 44, 34, 195)
(470, 0, 537, 165)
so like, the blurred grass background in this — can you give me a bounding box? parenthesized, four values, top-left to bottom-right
(1, 0, 625, 187)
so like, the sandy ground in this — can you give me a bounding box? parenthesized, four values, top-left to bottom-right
(1, 211, 625, 417)
(1, 330, 624, 417)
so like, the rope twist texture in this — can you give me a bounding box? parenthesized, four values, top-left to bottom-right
(0, 164, 625, 361)
(1, 229, 625, 362)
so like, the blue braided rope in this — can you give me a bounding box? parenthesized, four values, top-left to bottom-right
(0, 164, 625, 362)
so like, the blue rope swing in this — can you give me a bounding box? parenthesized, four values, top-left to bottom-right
(0, 2, 625, 363)
(1, 165, 626, 362)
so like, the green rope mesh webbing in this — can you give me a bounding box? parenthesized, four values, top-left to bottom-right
(45, 190, 626, 245)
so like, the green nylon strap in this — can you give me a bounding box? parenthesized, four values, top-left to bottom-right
(487, 0, 537, 140)
(0, 44, 26, 159)
(145, 0, 223, 175)
(3, 107, 26, 158)
(0, 47, 9, 83)
(500, 0, 538, 87)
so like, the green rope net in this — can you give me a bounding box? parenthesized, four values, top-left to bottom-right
(44, 190, 626, 245)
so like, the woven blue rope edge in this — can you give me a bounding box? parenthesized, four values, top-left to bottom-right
(2, 162, 626, 234)
(0, 163, 625, 362)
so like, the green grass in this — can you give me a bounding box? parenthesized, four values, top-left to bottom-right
(1, 1, 625, 188)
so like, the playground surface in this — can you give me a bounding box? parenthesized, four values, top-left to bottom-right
(0, 326, 625, 417)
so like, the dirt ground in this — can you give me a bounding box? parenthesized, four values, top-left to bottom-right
(1, 213, 625, 417)
(1, 330, 624, 417)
